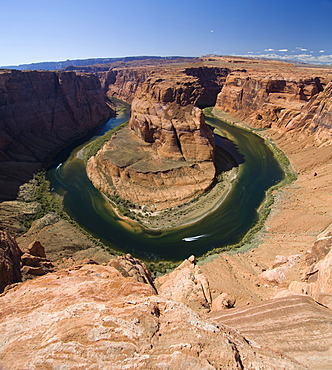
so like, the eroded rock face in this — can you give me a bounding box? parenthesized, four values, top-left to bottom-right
(285, 226, 332, 308)
(0, 70, 114, 200)
(215, 71, 332, 145)
(209, 295, 332, 369)
(0, 231, 22, 293)
(156, 255, 212, 312)
(100, 65, 230, 107)
(129, 99, 215, 162)
(0, 264, 300, 369)
(87, 71, 217, 211)
(108, 253, 155, 289)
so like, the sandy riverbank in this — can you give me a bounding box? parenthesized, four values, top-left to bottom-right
(133, 167, 238, 230)
(101, 167, 239, 231)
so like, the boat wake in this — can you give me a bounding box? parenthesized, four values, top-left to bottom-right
(182, 234, 209, 242)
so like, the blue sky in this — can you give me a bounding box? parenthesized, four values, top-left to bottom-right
(1, 0, 332, 66)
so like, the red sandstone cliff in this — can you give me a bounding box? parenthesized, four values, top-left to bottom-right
(0, 70, 114, 200)
(100, 65, 230, 107)
(215, 71, 332, 145)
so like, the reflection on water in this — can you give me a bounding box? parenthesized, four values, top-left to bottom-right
(47, 107, 284, 261)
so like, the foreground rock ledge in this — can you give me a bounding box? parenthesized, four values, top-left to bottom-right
(0, 263, 303, 369)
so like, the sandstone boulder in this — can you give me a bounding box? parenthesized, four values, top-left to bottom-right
(272, 227, 332, 308)
(259, 254, 300, 285)
(27, 240, 46, 258)
(21, 265, 46, 276)
(108, 253, 155, 289)
(20, 240, 54, 279)
(289, 247, 332, 309)
(211, 292, 236, 311)
(155, 255, 212, 312)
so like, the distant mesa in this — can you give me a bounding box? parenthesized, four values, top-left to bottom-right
(0, 56, 194, 71)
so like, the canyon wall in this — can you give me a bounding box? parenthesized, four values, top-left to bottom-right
(100, 65, 230, 107)
(215, 71, 332, 145)
(0, 70, 114, 200)
(87, 69, 220, 210)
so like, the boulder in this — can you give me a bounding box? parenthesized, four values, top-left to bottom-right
(27, 240, 46, 258)
(156, 255, 212, 311)
(21, 265, 46, 276)
(259, 254, 300, 285)
(108, 254, 155, 290)
(211, 292, 236, 311)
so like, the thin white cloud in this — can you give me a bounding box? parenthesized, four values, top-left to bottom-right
(296, 47, 307, 51)
(278, 49, 288, 52)
(264, 48, 274, 51)
(237, 52, 332, 65)
(319, 50, 325, 52)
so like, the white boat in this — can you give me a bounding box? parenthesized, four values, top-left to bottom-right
(182, 234, 209, 242)
(56, 163, 62, 170)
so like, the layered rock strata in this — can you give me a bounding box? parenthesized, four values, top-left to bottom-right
(0, 70, 114, 200)
(99, 65, 230, 107)
(215, 71, 332, 145)
(87, 74, 216, 210)
(0, 262, 302, 369)
(208, 295, 332, 369)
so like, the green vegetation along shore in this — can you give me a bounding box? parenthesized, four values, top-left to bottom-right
(197, 108, 297, 261)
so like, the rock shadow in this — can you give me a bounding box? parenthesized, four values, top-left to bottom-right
(214, 135, 245, 174)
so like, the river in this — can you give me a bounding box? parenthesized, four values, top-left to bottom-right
(47, 105, 284, 261)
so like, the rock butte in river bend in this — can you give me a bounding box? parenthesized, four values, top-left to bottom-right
(0, 56, 332, 368)
(87, 71, 218, 210)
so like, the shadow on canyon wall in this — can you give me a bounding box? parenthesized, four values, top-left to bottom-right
(214, 134, 245, 174)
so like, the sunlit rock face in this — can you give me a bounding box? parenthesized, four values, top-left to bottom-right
(0, 262, 301, 369)
(215, 71, 332, 145)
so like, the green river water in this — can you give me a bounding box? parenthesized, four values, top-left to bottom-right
(47, 107, 284, 261)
